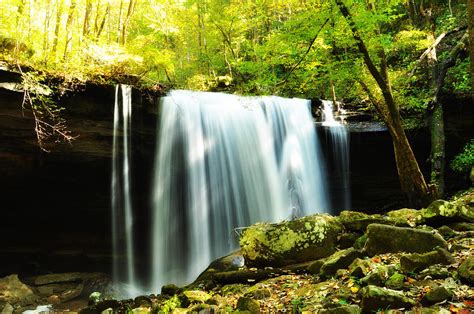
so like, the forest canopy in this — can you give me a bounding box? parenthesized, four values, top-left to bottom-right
(0, 0, 471, 111)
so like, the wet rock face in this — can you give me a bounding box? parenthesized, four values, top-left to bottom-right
(239, 214, 344, 267)
(364, 223, 448, 256)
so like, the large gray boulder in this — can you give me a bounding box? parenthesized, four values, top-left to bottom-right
(239, 214, 343, 267)
(364, 224, 447, 256)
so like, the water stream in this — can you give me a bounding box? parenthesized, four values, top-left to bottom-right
(321, 100, 351, 210)
(111, 85, 137, 295)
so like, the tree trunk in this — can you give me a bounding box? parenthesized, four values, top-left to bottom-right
(336, 0, 430, 207)
(52, 0, 63, 57)
(63, 0, 76, 61)
(82, 0, 93, 39)
(468, 0, 474, 91)
(430, 32, 469, 196)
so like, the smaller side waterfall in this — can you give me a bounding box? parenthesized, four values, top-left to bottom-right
(111, 85, 138, 296)
(322, 100, 351, 209)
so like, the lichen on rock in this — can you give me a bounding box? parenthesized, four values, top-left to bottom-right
(239, 214, 343, 267)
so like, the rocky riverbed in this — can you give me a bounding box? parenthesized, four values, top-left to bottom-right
(1, 189, 473, 313)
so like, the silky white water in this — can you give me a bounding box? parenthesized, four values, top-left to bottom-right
(151, 90, 329, 291)
(111, 85, 137, 295)
(322, 100, 351, 209)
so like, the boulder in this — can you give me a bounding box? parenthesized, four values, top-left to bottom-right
(30, 272, 82, 286)
(319, 248, 363, 278)
(0, 274, 38, 308)
(418, 265, 449, 279)
(400, 248, 455, 273)
(360, 285, 415, 312)
(307, 259, 326, 275)
(239, 214, 343, 267)
(338, 211, 386, 232)
(458, 256, 474, 284)
(385, 272, 405, 290)
(236, 296, 260, 313)
(161, 284, 182, 296)
(348, 259, 372, 278)
(360, 266, 392, 287)
(422, 286, 453, 305)
(386, 208, 420, 227)
(364, 224, 447, 256)
(420, 196, 474, 224)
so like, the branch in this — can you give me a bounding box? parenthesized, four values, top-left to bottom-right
(276, 18, 329, 87)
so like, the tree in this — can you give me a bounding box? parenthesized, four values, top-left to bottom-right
(335, 0, 431, 207)
(469, 0, 474, 90)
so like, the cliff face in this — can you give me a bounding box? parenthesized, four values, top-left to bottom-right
(0, 70, 160, 278)
(0, 69, 472, 280)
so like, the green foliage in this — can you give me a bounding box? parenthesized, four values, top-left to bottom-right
(0, 0, 469, 113)
(451, 140, 474, 173)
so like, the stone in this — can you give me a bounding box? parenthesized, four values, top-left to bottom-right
(386, 208, 420, 227)
(239, 214, 344, 267)
(319, 248, 363, 278)
(0, 274, 38, 307)
(338, 232, 362, 249)
(364, 224, 447, 256)
(385, 273, 405, 290)
(31, 272, 82, 285)
(360, 266, 391, 287)
(422, 286, 453, 305)
(183, 290, 211, 303)
(360, 285, 416, 312)
(307, 259, 326, 275)
(458, 256, 474, 284)
(448, 222, 474, 231)
(338, 211, 386, 232)
(437, 226, 457, 239)
(46, 294, 60, 304)
(161, 284, 182, 296)
(245, 287, 271, 300)
(134, 295, 152, 307)
(196, 251, 244, 281)
(420, 197, 474, 224)
(318, 305, 362, 314)
(1, 303, 13, 314)
(353, 235, 367, 250)
(348, 259, 372, 278)
(419, 265, 449, 279)
(236, 296, 260, 313)
(400, 248, 455, 273)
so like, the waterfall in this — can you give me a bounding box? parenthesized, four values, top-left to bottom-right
(111, 85, 137, 295)
(321, 100, 351, 209)
(151, 90, 329, 291)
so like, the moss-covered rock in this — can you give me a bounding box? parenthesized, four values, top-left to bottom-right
(236, 296, 260, 313)
(386, 208, 420, 227)
(420, 196, 474, 224)
(360, 285, 415, 312)
(239, 214, 343, 267)
(422, 286, 454, 305)
(338, 211, 386, 232)
(400, 248, 455, 273)
(318, 304, 362, 314)
(360, 265, 391, 287)
(458, 256, 474, 284)
(307, 258, 326, 275)
(418, 265, 449, 279)
(348, 258, 372, 278)
(182, 290, 211, 303)
(364, 224, 447, 256)
(385, 272, 405, 290)
(319, 248, 363, 278)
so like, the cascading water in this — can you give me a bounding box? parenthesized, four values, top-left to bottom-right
(151, 90, 329, 291)
(321, 100, 351, 209)
(111, 84, 137, 295)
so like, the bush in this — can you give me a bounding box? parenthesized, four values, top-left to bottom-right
(450, 140, 474, 173)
